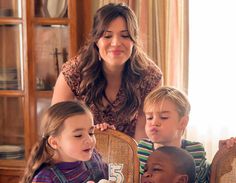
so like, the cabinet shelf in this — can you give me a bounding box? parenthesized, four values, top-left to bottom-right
(0, 159, 25, 168)
(36, 90, 53, 98)
(32, 18, 69, 25)
(0, 18, 22, 24)
(0, 90, 24, 96)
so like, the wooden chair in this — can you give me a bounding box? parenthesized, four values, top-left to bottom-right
(210, 144, 236, 183)
(95, 129, 140, 183)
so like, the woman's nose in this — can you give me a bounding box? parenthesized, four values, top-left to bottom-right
(111, 36, 121, 46)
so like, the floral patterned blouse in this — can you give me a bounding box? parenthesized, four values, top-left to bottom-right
(62, 57, 162, 137)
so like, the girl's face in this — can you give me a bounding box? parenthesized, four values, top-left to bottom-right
(53, 114, 96, 162)
(144, 99, 186, 146)
(97, 16, 134, 70)
(141, 151, 182, 183)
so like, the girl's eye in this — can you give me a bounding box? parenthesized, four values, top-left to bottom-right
(74, 135, 82, 138)
(89, 132, 94, 136)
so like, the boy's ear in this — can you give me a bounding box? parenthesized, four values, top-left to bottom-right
(179, 115, 189, 130)
(48, 136, 59, 149)
(175, 174, 188, 183)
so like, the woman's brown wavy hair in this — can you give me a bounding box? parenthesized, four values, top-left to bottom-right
(77, 3, 155, 118)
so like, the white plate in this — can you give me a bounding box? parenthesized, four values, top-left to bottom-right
(0, 145, 23, 153)
(42, 0, 68, 18)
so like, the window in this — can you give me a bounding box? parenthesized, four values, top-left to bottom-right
(188, 0, 236, 161)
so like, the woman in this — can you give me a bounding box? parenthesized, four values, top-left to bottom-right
(51, 3, 162, 141)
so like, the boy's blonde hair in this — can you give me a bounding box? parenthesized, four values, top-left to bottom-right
(144, 86, 191, 117)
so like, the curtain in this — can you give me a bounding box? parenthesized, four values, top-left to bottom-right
(188, 0, 236, 162)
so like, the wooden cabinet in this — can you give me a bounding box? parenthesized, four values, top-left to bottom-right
(0, 0, 91, 182)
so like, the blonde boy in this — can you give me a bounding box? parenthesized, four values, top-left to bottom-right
(137, 86, 209, 182)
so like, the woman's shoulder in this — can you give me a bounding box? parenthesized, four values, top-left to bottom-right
(143, 61, 162, 78)
(62, 55, 80, 72)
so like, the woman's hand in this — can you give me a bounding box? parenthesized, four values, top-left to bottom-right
(219, 137, 236, 149)
(95, 122, 116, 131)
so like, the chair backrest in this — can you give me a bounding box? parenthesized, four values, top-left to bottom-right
(95, 129, 139, 183)
(210, 144, 236, 183)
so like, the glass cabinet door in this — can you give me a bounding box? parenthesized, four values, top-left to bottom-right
(33, 0, 71, 136)
(0, 97, 24, 160)
(34, 25, 69, 91)
(0, 24, 23, 90)
(0, 0, 24, 161)
(0, 0, 21, 18)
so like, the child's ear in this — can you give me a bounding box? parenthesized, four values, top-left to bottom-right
(175, 174, 188, 183)
(179, 115, 189, 130)
(48, 136, 59, 149)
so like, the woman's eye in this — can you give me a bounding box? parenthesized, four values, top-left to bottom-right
(121, 35, 130, 38)
(103, 34, 112, 39)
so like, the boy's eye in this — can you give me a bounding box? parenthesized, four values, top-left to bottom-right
(159, 114, 169, 120)
(160, 116, 168, 120)
(152, 166, 163, 172)
(143, 165, 148, 172)
(146, 116, 153, 120)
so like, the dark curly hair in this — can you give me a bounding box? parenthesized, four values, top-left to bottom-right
(76, 3, 155, 117)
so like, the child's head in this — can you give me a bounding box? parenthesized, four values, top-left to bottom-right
(143, 86, 190, 146)
(42, 101, 95, 162)
(141, 146, 196, 183)
(21, 101, 95, 183)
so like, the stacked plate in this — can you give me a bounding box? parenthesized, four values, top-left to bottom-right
(0, 145, 24, 159)
(0, 68, 19, 90)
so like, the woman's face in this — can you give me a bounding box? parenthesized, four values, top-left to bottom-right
(97, 16, 134, 70)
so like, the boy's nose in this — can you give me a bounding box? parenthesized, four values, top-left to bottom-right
(143, 171, 152, 178)
(151, 119, 161, 126)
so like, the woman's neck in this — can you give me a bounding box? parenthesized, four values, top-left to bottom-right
(102, 63, 124, 79)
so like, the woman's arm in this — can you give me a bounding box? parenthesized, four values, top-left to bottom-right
(134, 109, 148, 142)
(51, 72, 75, 105)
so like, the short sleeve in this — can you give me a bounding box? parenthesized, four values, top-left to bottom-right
(182, 140, 210, 183)
(137, 139, 154, 175)
(61, 56, 82, 97)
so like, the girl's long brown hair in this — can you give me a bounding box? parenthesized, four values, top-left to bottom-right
(20, 101, 93, 183)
